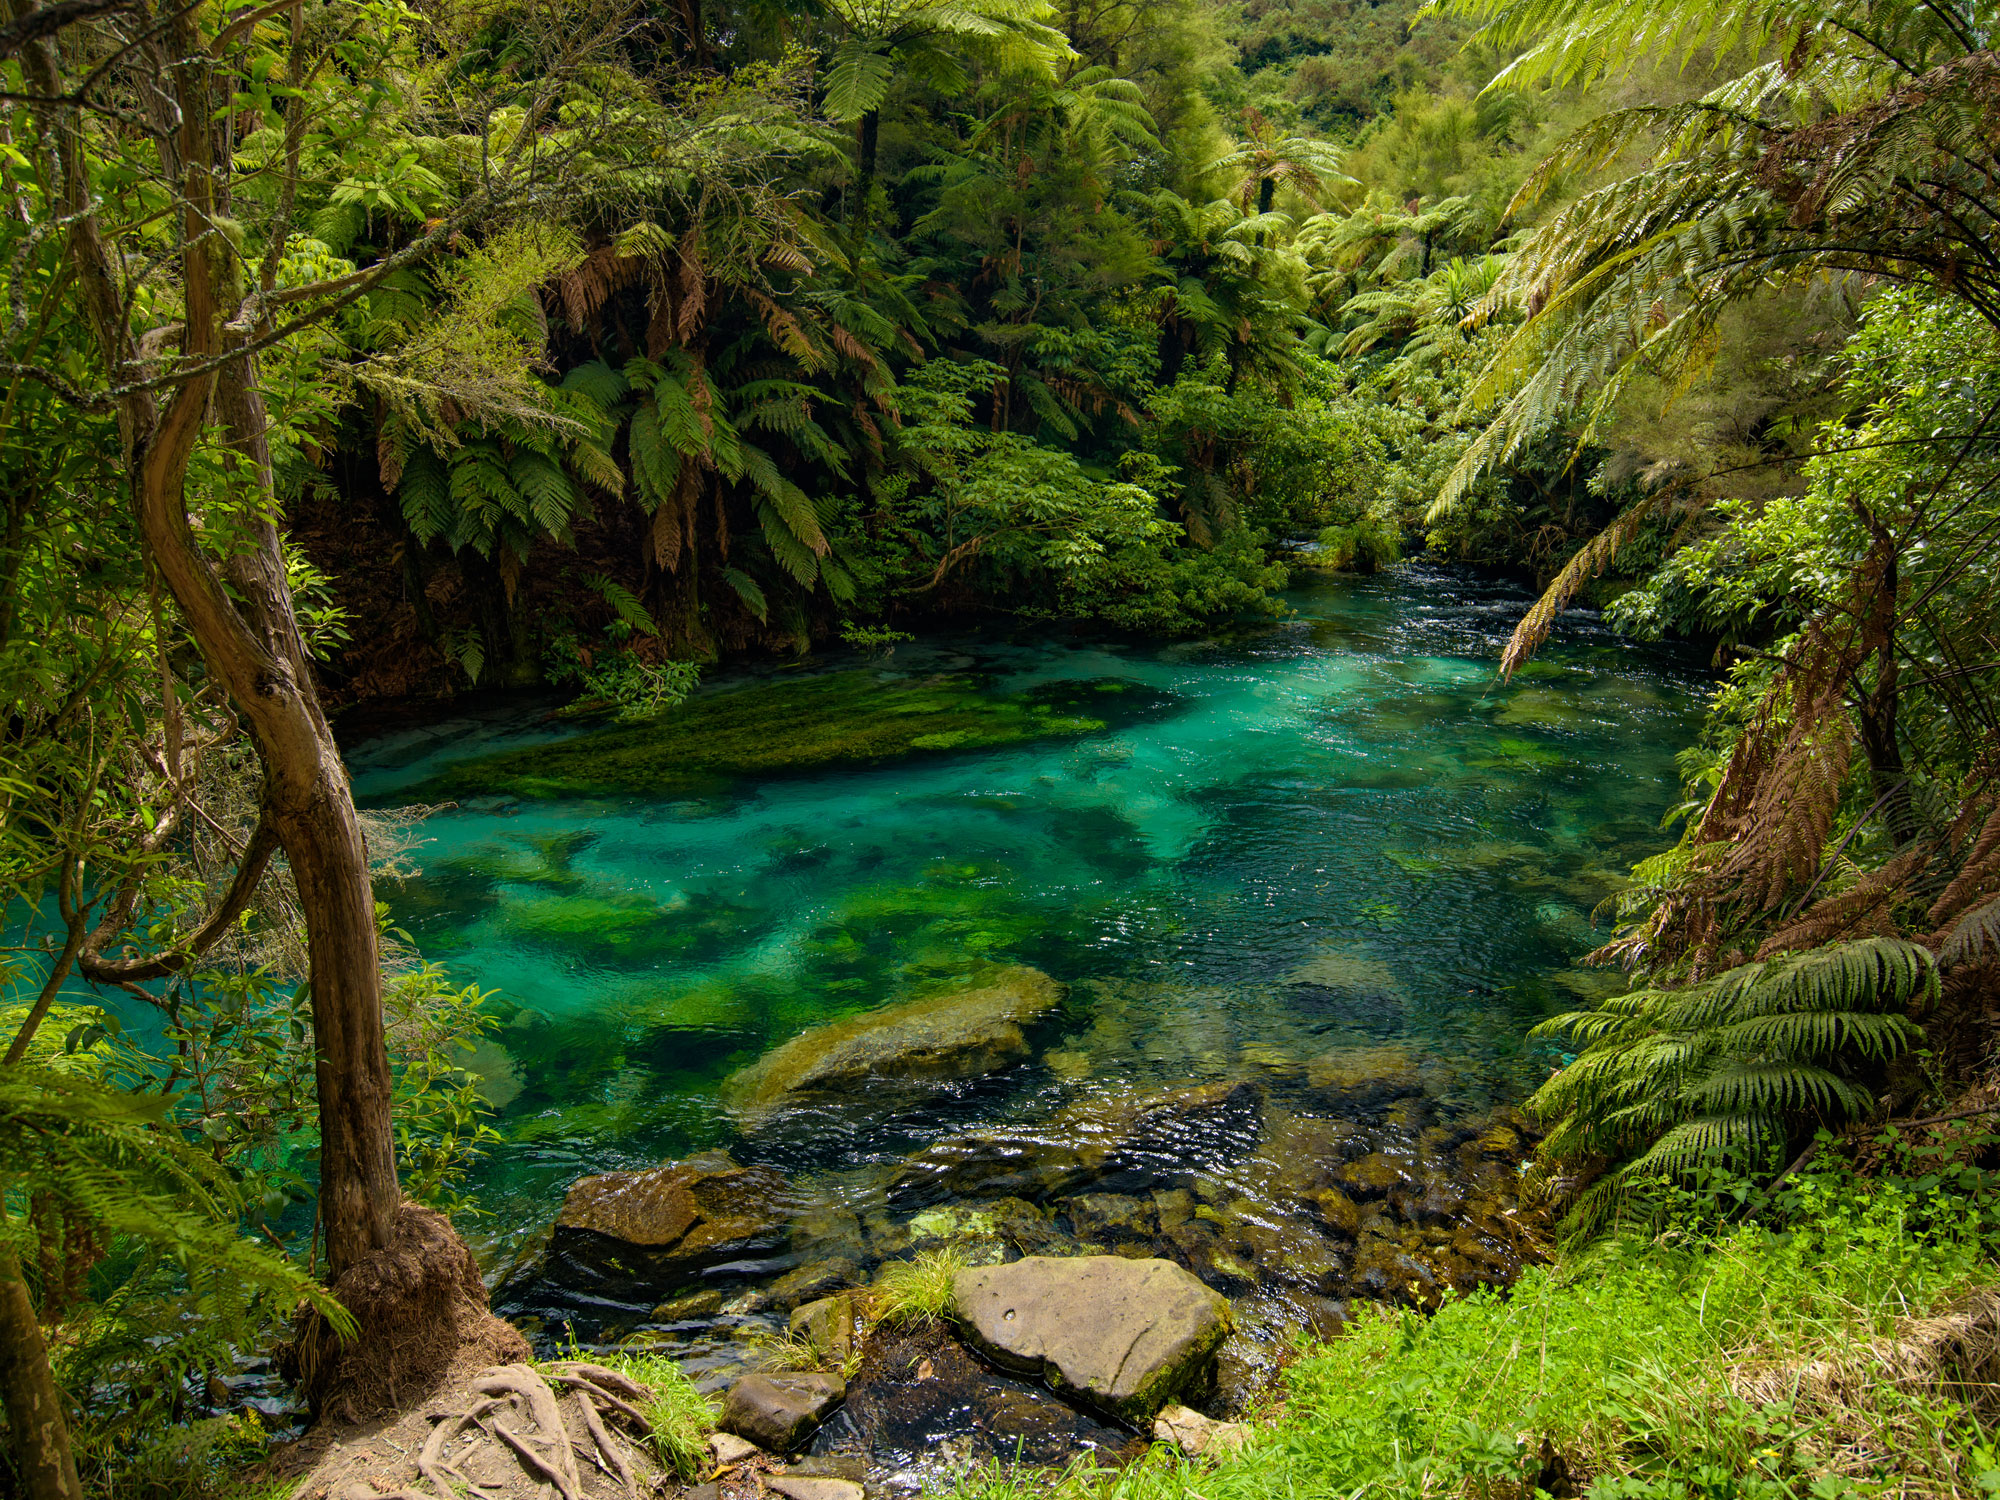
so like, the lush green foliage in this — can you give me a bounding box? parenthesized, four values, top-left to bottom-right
(959, 1171, 1998, 1500)
(1531, 939, 1936, 1235)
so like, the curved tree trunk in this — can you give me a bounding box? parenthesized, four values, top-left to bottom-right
(26, 0, 403, 1279)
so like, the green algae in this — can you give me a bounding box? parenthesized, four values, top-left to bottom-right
(419, 671, 1124, 800)
(1492, 687, 1591, 729)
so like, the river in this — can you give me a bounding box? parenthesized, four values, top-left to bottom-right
(346, 561, 1705, 1458)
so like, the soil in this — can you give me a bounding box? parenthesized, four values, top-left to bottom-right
(280, 1355, 667, 1500)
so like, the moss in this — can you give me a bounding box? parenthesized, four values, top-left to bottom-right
(417, 671, 1136, 800)
(489, 887, 772, 967)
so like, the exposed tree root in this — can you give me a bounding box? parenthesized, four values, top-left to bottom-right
(358, 1361, 661, 1500)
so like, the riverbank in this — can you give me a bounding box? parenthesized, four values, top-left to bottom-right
(282, 1143, 1998, 1500)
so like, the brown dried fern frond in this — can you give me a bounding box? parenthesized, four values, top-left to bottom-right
(1928, 797, 2000, 933)
(1728, 1286, 2000, 1461)
(1756, 845, 1929, 959)
(1713, 702, 1854, 913)
(1499, 501, 1656, 679)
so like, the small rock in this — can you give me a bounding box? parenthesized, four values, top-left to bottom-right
(721, 1371, 846, 1453)
(1306, 1045, 1423, 1104)
(554, 1152, 792, 1275)
(767, 1256, 861, 1309)
(1153, 1403, 1253, 1458)
(767, 1479, 864, 1500)
(682, 1486, 722, 1500)
(953, 1255, 1230, 1423)
(707, 1431, 762, 1466)
(1065, 1193, 1154, 1243)
(783, 1456, 868, 1482)
(1312, 1186, 1362, 1237)
(789, 1293, 857, 1367)
(654, 1288, 727, 1321)
(1334, 1151, 1420, 1201)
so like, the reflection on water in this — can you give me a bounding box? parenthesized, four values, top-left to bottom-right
(348, 563, 1704, 1441)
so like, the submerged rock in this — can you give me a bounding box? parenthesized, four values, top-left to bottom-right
(722, 967, 1062, 1120)
(952, 1255, 1230, 1424)
(722, 1371, 847, 1452)
(1305, 1045, 1424, 1105)
(553, 1152, 792, 1276)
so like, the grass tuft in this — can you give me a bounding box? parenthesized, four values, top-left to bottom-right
(873, 1246, 969, 1326)
(583, 1351, 719, 1480)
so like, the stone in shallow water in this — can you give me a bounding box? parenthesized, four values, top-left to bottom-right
(1305, 1045, 1424, 1104)
(721, 966, 1062, 1121)
(767, 1478, 863, 1500)
(765, 1256, 863, 1310)
(553, 1151, 792, 1276)
(791, 1293, 860, 1368)
(810, 1318, 1132, 1474)
(722, 1371, 847, 1453)
(952, 1255, 1230, 1424)
(887, 1079, 1263, 1209)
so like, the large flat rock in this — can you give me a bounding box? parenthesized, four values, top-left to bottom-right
(721, 967, 1062, 1119)
(952, 1255, 1230, 1424)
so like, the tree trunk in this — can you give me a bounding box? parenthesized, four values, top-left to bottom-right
(0, 1240, 84, 1500)
(459, 547, 543, 687)
(1856, 541, 1915, 844)
(850, 109, 881, 252)
(45, 0, 406, 1276)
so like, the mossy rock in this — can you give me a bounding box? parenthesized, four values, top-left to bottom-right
(416, 671, 1137, 800)
(952, 1256, 1230, 1423)
(1492, 688, 1589, 729)
(720, 966, 1064, 1121)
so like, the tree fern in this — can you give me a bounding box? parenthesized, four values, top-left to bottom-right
(1530, 937, 1935, 1238)
(1428, 0, 1998, 526)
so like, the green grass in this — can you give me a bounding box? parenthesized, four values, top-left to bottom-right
(874, 1246, 970, 1326)
(952, 1174, 1999, 1500)
(583, 1351, 719, 1480)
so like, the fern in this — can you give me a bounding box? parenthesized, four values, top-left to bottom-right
(584, 571, 658, 637)
(0, 1067, 351, 1406)
(397, 445, 454, 544)
(1530, 937, 1935, 1239)
(721, 566, 769, 621)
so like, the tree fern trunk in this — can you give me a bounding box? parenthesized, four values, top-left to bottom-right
(850, 110, 881, 253)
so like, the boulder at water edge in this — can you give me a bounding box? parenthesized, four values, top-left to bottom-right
(552, 1151, 791, 1274)
(720, 1371, 847, 1452)
(721, 966, 1062, 1120)
(951, 1255, 1230, 1424)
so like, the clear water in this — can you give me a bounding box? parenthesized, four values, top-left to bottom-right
(348, 564, 1705, 1338)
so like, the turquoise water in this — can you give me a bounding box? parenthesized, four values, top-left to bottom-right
(348, 564, 1704, 1347)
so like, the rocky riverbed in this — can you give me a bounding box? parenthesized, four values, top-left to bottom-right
(490, 966, 1547, 1485)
